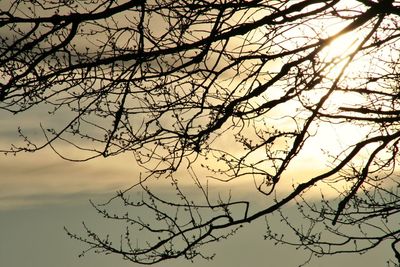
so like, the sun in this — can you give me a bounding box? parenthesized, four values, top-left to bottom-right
(303, 20, 380, 114)
(319, 30, 370, 80)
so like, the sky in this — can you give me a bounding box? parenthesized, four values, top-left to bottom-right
(0, 124, 395, 267)
(0, 173, 393, 267)
(0, 1, 398, 266)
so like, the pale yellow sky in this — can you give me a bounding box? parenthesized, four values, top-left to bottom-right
(1, 1, 399, 266)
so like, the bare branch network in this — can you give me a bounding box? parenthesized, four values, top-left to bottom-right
(1, 0, 400, 265)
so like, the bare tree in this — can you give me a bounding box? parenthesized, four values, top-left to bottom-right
(1, 0, 400, 265)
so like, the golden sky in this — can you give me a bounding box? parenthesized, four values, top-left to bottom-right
(1, 0, 399, 266)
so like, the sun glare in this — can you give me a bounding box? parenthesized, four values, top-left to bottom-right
(321, 32, 362, 63)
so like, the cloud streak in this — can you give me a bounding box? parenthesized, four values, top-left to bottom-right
(0, 145, 140, 209)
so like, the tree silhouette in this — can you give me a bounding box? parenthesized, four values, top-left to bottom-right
(1, 0, 400, 265)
